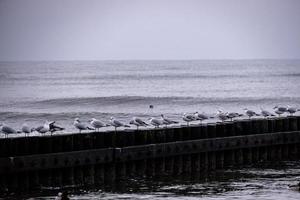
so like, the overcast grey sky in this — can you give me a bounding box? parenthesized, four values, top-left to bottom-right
(0, 0, 299, 61)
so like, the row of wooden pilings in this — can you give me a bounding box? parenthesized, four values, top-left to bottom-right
(0, 116, 300, 194)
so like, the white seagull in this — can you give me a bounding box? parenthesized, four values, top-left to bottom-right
(109, 117, 130, 131)
(129, 117, 148, 130)
(149, 117, 164, 128)
(160, 114, 179, 127)
(21, 123, 32, 137)
(89, 118, 108, 132)
(260, 108, 275, 118)
(216, 110, 229, 122)
(73, 118, 94, 133)
(194, 112, 212, 123)
(286, 106, 298, 116)
(0, 123, 17, 138)
(273, 105, 288, 113)
(182, 113, 196, 126)
(226, 112, 243, 121)
(244, 108, 259, 119)
(33, 121, 52, 135)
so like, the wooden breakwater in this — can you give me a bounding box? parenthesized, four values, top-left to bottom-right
(0, 116, 300, 193)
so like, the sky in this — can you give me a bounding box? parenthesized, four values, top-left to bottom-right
(0, 0, 299, 61)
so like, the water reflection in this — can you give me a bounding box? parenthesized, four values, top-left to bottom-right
(3, 162, 300, 200)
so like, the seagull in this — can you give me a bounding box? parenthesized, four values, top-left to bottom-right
(160, 114, 179, 127)
(216, 110, 229, 122)
(89, 118, 109, 132)
(286, 106, 298, 116)
(194, 112, 212, 124)
(33, 121, 51, 135)
(129, 117, 148, 130)
(244, 108, 259, 119)
(148, 117, 164, 128)
(226, 112, 243, 121)
(74, 118, 94, 133)
(260, 108, 275, 118)
(0, 123, 17, 138)
(49, 121, 64, 135)
(273, 105, 287, 113)
(21, 123, 32, 137)
(182, 113, 196, 126)
(109, 117, 130, 131)
(274, 109, 284, 117)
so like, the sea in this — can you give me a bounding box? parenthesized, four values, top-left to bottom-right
(0, 60, 300, 199)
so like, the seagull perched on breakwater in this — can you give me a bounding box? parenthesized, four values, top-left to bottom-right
(244, 108, 259, 119)
(109, 117, 130, 131)
(286, 106, 299, 116)
(273, 105, 288, 113)
(182, 113, 196, 126)
(0, 123, 18, 138)
(32, 121, 52, 135)
(216, 110, 228, 122)
(226, 112, 243, 121)
(129, 117, 148, 130)
(194, 112, 210, 124)
(73, 118, 94, 133)
(273, 106, 287, 117)
(49, 121, 64, 135)
(149, 117, 164, 128)
(21, 123, 32, 137)
(260, 108, 275, 118)
(160, 114, 179, 127)
(89, 118, 109, 132)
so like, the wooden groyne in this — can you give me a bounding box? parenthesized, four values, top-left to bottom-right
(0, 116, 300, 193)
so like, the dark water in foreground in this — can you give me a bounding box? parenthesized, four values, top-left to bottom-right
(2, 162, 299, 200)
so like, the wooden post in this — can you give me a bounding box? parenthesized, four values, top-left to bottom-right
(207, 124, 216, 138)
(94, 164, 104, 186)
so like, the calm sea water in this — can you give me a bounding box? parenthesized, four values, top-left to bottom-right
(10, 162, 300, 200)
(0, 60, 300, 133)
(1, 60, 300, 199)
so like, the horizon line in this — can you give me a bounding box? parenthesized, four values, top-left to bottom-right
(1, 58, 300, 62)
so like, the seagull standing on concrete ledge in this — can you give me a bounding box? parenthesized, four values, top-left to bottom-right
(226, 112, 243, 121)
(161, 114, 179, 127)
(21, 123, 32, 137)
(89, 118, 109, 132)
(73, 118, 94, 133)
(244, 108, 260, 119)
(129, 117, 148, 130)
(0, 123, 17, 138)
(216, 110, 228, 122)
(149, 117, 164, 128)
(49, 121, 64, 135)
(260, 108, 275, 118)
(182, 113, 196, 126)
(286, 106, 299, 116)
(33, 121, 52, 136)
(109, 117, 130, 131)
(194, 112, 210, 124)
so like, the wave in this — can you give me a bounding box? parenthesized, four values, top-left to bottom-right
(31, 96, 300, 107)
